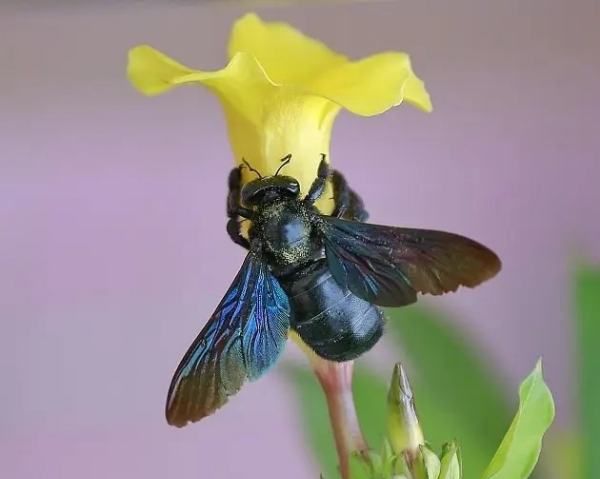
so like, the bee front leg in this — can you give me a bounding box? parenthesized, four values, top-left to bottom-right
(305, 154, 330, 204)
(226, 166, 251, 250)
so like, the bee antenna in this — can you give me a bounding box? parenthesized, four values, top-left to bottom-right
(275, 153, 292, 176)
(241, 158, 262, 179)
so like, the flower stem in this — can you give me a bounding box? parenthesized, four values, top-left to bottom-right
(313, 359, 368, 479)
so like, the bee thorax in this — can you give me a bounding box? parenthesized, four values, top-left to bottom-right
(253, 201, 319, 274)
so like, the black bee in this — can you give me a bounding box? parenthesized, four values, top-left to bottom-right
(166, 155, 501, 427)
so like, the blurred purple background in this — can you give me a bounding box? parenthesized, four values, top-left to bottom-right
(1, 1, 599, 478)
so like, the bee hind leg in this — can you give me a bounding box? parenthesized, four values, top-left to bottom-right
(331, 169, 369, 222)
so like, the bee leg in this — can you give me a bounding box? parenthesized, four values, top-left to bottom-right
(331, 170, 369, 222)
(305, 154, 330, 204)
(226, 166, 251, 250)
(227, 166, 244, 217)
(226, 217, 250, 249)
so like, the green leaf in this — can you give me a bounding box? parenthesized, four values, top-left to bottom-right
(481, 360, 555, 479)
(574, 265, 600, 479)
(385, 305, 511, 478)
(282, 362, 388, 479)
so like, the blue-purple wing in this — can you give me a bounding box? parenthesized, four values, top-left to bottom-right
(320, 216, 501, 307)
(166, 251, 290, 427)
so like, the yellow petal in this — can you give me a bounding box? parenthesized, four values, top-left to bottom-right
(228, 13, 347, 85)
(128, 44, 275, 102)
(128, 45, 279, 127)
(127, 44, 336, 214)
(127, 44, 199, 96)
(308, 51, 432, 116)
(402, 71, 433, 112)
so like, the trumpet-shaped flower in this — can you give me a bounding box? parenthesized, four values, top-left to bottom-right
(128, 17, 432, 478)
(127, 13, 431, 214)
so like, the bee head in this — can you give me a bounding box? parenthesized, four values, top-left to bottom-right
(241, 176, 301, 206)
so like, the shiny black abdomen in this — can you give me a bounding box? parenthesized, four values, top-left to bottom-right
(280, 259, 384, 361)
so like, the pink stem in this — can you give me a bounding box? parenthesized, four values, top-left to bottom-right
(313, 360, 368, 479)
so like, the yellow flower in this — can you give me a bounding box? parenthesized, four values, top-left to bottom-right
(127, 13, 431, 213)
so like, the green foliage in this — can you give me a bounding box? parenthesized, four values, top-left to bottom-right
(574, 265, 600, 479)
(355, 361, 552, 479)
(280, 262, 600, 479)
(481, 361, 555, 479)
(349, 443, 398, 479)
(385, 306, 511, 478)
(284, 333, 555, 479)
(350, 442, 461, 479)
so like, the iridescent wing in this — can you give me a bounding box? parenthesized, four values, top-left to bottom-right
(166, 249, 290, 427)
(320, 216, 501, 307)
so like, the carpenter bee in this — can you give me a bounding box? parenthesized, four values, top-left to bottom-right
(166, 155, 501, 427)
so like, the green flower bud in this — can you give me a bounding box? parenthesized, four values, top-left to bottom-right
(387, 363, 425, 461)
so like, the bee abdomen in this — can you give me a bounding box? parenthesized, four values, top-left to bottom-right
(282, 259, 384, 361)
